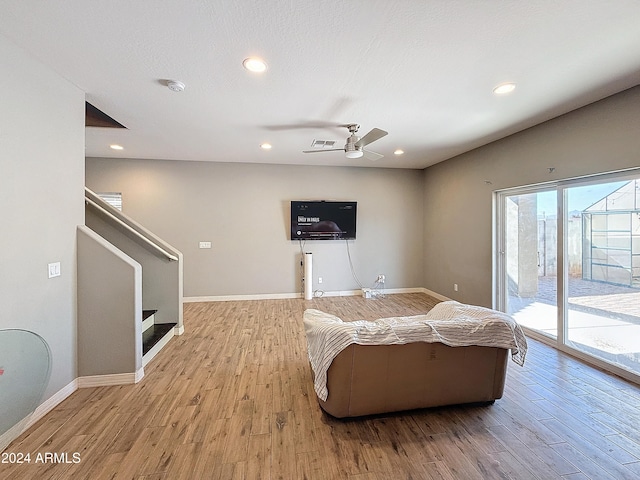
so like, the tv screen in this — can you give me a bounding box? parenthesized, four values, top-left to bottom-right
(291, 201, 357, 240)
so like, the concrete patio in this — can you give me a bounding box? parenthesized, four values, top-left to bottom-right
(509, 275, 640, 373)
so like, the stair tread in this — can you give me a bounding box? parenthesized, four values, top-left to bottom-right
(142, 323, 175, 356)
(142, 310, 158, 321)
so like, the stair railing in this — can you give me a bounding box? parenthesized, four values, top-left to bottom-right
(84, 188, 178, 262)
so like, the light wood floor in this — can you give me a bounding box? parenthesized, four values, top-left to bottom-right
(3, 293, 640, 479)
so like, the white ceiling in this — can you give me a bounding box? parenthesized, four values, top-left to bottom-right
(2, 1, 640, 169)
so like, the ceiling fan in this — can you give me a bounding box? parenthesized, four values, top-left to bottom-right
(303, 124, 388, 160)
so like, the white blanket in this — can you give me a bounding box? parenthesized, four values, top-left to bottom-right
(303, 301, 527, 401)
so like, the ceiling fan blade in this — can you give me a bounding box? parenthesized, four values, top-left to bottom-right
(302, 148, 344, 153)
(264, 120, 345, 131)
(363, 149, 384, 161)
(355, 128, 388, 148)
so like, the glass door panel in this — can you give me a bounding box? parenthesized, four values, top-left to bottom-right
(503, 190, 558, 338)
(566, 179, 640, 375)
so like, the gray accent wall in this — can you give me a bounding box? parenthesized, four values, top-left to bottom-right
(0, 36, 84, 400)
(423, 85, 640, 307)
(86, 160, 425, 297)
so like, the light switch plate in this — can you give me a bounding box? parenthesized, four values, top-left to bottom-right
(48, 262, 61, 278)
(199, 241, 212, 249)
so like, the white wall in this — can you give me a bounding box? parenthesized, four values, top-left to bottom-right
(86, 159, 425, 297)
(423, 86, 640, 307)
(0, 36, 85, 399)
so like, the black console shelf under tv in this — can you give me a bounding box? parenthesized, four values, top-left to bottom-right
(290, 201, 357, 240)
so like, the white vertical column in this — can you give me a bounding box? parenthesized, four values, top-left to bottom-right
(304, 252, 313, 300)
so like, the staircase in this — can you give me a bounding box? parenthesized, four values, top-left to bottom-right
(142, 309, 177, 365)
(79, 187, 184, 382)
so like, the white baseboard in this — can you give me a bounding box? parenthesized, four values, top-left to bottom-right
(77, 368, 144, 388)
(316, 289, 360, 297)
(184, 287, 448, 303)
(0, 419, 26, 453)
(420, 287, 451, 302)
(1, 378, 78, 453)
(174, 324, 184, 335)
(184, 292, 301, 302)
(26, 379, 78, 429)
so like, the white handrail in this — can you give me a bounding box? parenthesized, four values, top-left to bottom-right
(84, 197, 178, 262)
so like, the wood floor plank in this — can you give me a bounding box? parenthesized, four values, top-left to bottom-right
(246, 433, 271, 480)
(487, 424, 575, 478)
(424, 431, 486, 480)
(421, 460, 457, 480)
(113, 425, 167, 478)
(490, 450, 540, 480)
(604, 433, 640, 461)
(270, 410, 297, 480)
(490, 401, 566, 449)
(221, 400, 252, 464)
(353, 416, 429, 478)
(550, 441, 625, 480)
(295, 450, 324, 479)
(531, 396, 615, 436)
(3, 293, 640, 480)
(165, 442, 206, 480)
(250, 383, 273, 436)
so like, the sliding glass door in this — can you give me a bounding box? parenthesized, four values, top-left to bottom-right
(496, 173, 640, 381)
(500, 189, 558, 338)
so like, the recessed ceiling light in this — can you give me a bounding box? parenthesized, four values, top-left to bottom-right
(394, 149, 404, 155)
(493, 83, 516, 95)
(243, 57, 268, 73)
(110, 144, 124, 150)
(260, 143, 272, 150)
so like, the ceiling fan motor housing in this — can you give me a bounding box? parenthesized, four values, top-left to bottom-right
(345, 134, 359, 151)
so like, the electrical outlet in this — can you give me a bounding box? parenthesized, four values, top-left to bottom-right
(318, 277, 323, 284)
(376, 274, 385, 283)
(454, 283, 458, 292)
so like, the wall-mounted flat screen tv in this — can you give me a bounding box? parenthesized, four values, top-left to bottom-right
(291, 201, 357, 240)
